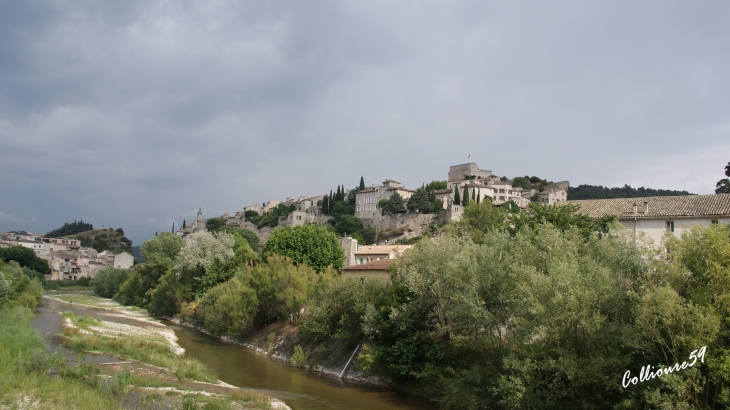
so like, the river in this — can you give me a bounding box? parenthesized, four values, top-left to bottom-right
(32, 297, 438, 410)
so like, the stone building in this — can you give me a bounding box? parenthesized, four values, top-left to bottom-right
(448, 163, 493, 182)
(355, 179, 415, 219)
(569, 194, 730, 246)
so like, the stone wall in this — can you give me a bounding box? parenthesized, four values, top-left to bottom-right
(448, 163, 492, 182)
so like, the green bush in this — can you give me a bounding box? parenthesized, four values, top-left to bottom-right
(91, 267, 130, 298)
(194, 278, 258, 336)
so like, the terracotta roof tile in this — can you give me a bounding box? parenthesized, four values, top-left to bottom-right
(568, 194, 730, 219)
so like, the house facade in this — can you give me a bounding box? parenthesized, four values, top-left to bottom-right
(569, 194, 730, 246)
(355, 180, 415, 219)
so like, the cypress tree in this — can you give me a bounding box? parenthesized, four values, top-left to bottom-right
(476, 189, 481, 204)
(359, 176, 365, 191)
(463, 185, 469, 206)
(329, 190, 334, 211)
(322, 195, 329, 215)
(454, 186, 461, 205)
(183, 219, 186, 229)
(172, 221, 175, 233)
(472, 187, 476, 201)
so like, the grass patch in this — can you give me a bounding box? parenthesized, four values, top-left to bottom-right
(0, 306, 120, 409)
(63, 312, 216, 383)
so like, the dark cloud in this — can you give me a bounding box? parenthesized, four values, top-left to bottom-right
(1, 1, 729, 244)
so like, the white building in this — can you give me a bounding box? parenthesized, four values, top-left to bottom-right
(570, 194, 730, 246)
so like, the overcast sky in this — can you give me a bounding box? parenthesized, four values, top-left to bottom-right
(1, 1, 729, 245)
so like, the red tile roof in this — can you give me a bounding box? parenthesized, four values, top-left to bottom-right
(343, 259, 394, 271)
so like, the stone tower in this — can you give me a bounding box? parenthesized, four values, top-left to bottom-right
(195, 208, 203, 232)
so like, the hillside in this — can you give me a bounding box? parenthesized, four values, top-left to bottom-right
(45, 220, 93, 238)
(67, 228, 133, 254)
(568, 184, 694, 200)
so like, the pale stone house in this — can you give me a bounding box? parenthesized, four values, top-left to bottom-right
(569, 194, 730, 246)
(113, 252, 134, 270)
(355, 180, 415, 219)
(539, 181, 570, 205)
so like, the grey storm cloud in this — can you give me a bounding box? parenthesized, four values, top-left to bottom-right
(1, 1, 729, 244)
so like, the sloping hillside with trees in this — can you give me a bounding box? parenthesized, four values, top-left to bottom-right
(67, 228, 133, 253)
(45, 220, 94, 238)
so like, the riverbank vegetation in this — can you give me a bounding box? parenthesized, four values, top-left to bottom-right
(87, 200, 730, 409)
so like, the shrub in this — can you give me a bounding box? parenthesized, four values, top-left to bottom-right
(91, 267, 130, 298)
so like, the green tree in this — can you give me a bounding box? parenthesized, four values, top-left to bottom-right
(453, 200, 506, 243)
(383, 193, 405, 215)
(331, 214, 364, 236)
(0, 271, 10, 309)
(509, 202, 615, 239)
(0, 246, 50, 275)
(462, 185, 469, 206)
(263, 224, 345, 272)
(425, 180, 447, 191)
(407, 189, 435, 213)
(454, 186, 461, 205)
(716, 161, 730, 194)
(91, 268, 131, 298)
(244, 210, 259, 221)
(359, 176, 366, 191)
(205, 217, 226, 231)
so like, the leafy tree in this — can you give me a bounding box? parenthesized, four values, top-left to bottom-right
(0, 271, 9, 309)
(244, 210, 259, 221)
(216, 226, 260, 252)
(193, 277, 258, 336)
(263, 224, 344, 271)
(716, 161, 730, 194)
(113, 271, 145, 307)
(175, 231, 235, 296)
(241, 255, 328, 325)
(205, 217, 226, 232)
(331, 201, 354, 216)
(115, 228, 124, 235)
(509, 202, 615, 239)
(453, 200, 506, 243)
(0, 246, 50, 275)
(331, 214, 364, 236)
(407, 189, 435, 213)
(382, 192, 405, 215)
(425, 180, 447, 191)
(91, 268, 130, 298)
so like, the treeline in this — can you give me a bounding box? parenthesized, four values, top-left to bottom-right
(45, 219, 93, 238)
(568, 184, 694, 200)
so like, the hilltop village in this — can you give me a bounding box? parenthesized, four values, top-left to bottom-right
(175, 162, 570, 248)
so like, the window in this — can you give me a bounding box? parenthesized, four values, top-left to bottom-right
(711, 220, 719, 225)
(666, 221, 674, 232)
(499, 196, 505, 201)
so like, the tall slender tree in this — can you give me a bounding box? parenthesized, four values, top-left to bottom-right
(172, 222, 175, 233)
(472, 188, 476, 201)
(359, 176, 366, 191)
(463, 185, 470, 206)
(454, 186, 461, 205)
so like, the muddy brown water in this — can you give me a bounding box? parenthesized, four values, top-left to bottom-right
(32, 297, 438, 410)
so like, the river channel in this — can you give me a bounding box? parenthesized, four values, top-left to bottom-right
(31, 297, 438, 410)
